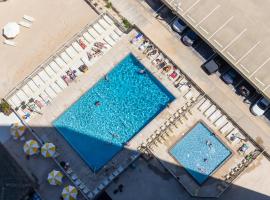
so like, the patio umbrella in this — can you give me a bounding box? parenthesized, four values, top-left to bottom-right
(62, 185, 78, 200)
(41, 142, 56, 158)
(23, 139, 40, 155)
(3, 22, 20, 38)
(47, 170, 63, 185)
(10, 123, 26, 139)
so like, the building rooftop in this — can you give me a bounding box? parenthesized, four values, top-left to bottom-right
(162, 0, 270, 100)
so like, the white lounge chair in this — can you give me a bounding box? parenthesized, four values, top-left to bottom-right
(45, 86, 57, 99)
(87, 192, 94, 199)
(104, 36, 116, 47)
(44, 65, 57, 78)
(93, 23, 106, 35)
(27, 80, 39, 92)
(74, 179, 82, 186)
(9, 95, 22, 108)
(114, 28, 123, 37)
(4, 40, 16, 47)
(49, 61, 62, 74)
(83, 187, 89, 194)
(198, 99, 211, 112)
(19, 21, 32, 28)
(72, 42, 83, 53)
(55, 57, 68, 71)
(219, 122, 234, 135)
(98, 19, 111, 30)
(33, 75, 45, 88)
(208, 109, 222, 122)
(88, 27, 99, 39)
(203, 104, 217, 117)
(65, 46, 78, 59)
(214, 115, 227, 127)
(40, 92, 52, 103)
(60, 52, 72, 64)
(38, 71, 50, 82)
(55, 78, 67, 89)
(50, 82, 62, 93)
(83, 32, 94, 44)
(110, 32, 120, 41)
(22, 85, 34, 97)
(16, 90, 29, 102)
(103, 15, 114, 25)
(23, 15, 35, 22)
(226, 129, 241, 144)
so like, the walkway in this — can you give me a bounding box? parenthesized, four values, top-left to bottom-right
(110, 0, 270, 155)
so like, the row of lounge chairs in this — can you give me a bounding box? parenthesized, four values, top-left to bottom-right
(6, 14, 124, 122)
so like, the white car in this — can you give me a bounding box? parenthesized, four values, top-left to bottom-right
(251, 97, 270, 116)
(171, 18, 187, 34)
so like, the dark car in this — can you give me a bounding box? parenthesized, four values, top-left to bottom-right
(202, 56, 228, 75)
(221, 69, 241, 85)
(181, 30, 199, 46)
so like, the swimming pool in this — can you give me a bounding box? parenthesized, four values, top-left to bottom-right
(170, 122, 231, 184)
(53, 54, 174, 171)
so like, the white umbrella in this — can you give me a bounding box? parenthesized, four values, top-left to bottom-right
(10, 123, 26, 139)
(23, 139, 40, 155)
(62, 185, 78, 200)
(47, 170, 63, 185)
(3, 22, 20, 38)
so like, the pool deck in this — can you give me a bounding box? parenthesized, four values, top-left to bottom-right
(3, 26, 268, 199)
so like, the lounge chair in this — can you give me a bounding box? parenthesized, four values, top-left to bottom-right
(27, 80, 39, 92)
(79, 183, 85, 190)
(4, 40, 16, 47)
(60, 52, 72, 64)
(72, 42, 83, 53)
(39, 70, 51, 82)
(40, 92, 52, 103)
(219, 122, 234, 135)
(110, 32, 120, 41)
(88, 27, 100, 39)
(98, 184, 105, 191)
(55, 77, 68, 89)
(214, 115, 227, 128)
(65, 46, 78, 59)
(44, 65, 57, 78)
(55, 57, 68, 71)
(112, 170, 119, 176)
(9, 95, 21, 108)
(104, 36, 116, 47)
(87, 192, 94, 199)
(83, 32, 93, 44)
(71, 174, 78, 180)
(208, 109, 222, 122)
(102, 179, 109, 186)
(197, 99, 211, 112)
(238, 143, 249, 155)
(83, 187, 89, 194)
(22, 85, 34, 97)
(103, 15, 114, 25)
(45, 86, 57, 99)
(49, 61, 62, 74)
(74, 179, 81, 186)
(139, 40, 150, 51)
(92, 188, 99, 196)
(114, 28, 123, 37)
(16, 90, 29, 102)
(93, 23, 106, 35)
(23, 15, 35, 22)
(19, 21, 32, 28)
(203, 104, 217, 117)
(50, 82, 62, 93)
(98, 18, 111, 30)
(130, 33, 143, 44)
(108, 174, 114, 181)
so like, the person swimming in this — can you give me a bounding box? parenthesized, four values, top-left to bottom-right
(95, 101, 101, 106)
(104, 74, 109, 80)
(138, 69, 145, 74)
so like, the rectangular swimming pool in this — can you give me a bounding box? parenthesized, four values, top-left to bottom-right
(170, 122, 231, 185)
(53, 54, 175, 171)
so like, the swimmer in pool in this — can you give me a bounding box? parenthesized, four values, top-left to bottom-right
(95, 101, 101, 106)
(138, 69, 145, 74)
(104, 74, 109, 81)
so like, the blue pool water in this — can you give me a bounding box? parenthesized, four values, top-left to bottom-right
(53, 54, 174, 171)
(170, 122, 231, 184)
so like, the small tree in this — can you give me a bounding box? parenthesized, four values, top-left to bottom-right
(0, 99, 12, 116)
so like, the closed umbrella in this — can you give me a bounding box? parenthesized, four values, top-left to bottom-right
(23, 139, 40, 155)
(41, 142, 56, 158)
(10, 123, 26, 139)
(3, 22, 20, 38)
(62, 185, 78, 200)
(47, 170, 63, 185)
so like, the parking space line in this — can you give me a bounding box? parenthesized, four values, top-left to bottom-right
(208, 16, 234, 39)
(235, 41, 261, 64)
(198, 25, 209, 34)
(221, 28, 247, 52)
(213, 39, 223, 48)
(226, 51, 237, 61)
(254, 77, 266, 87)
(183, 0, 201, 15)
(186, 14, 196, 23)
(239, 64, 250, 74)
(249, 56, 270, 78)
(263, 85, 270, 92)
(171, 0, 183, 12)
(195, 5, 221, 27)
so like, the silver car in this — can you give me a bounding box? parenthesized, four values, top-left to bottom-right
(171, 18, 187, 34)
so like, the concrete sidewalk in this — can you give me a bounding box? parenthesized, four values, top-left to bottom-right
(111, 0, 270, 154)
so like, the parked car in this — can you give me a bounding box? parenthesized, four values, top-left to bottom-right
(251, 97, 270, 116)
(201, 56, 225, 74)
(171, 18, 187, 34)
(181, 30, 199, 46)
(221, 68, 241, 85)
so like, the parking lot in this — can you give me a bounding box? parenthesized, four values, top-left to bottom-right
(143, 0, 270, 124)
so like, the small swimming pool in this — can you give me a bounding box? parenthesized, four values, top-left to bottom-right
(53, 54, 174, 171)
(170, 122, 231, 185)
